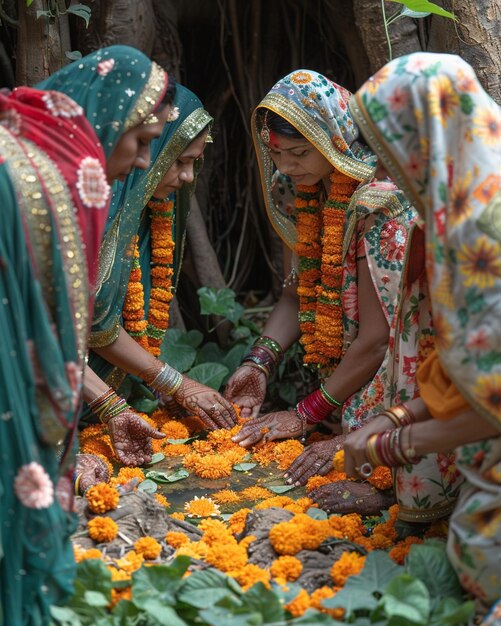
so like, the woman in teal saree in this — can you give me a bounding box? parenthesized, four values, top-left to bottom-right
(1, 45, 171, 625)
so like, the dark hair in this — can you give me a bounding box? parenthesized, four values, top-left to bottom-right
(160, 74, 177, 108)
(256, 107, 304, 139)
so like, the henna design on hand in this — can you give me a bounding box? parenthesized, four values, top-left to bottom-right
(76, 453, 111, 494)
(107, 410, 164, 466)
(224, 365, 267, 418)
(310, 480, 395, 516)
(173, 376, 237, 429)
(284, 436, 346, 486)
(232, 410, 303, 448)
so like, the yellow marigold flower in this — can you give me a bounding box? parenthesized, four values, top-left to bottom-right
(389, 536, 423, 565)
(154, 493, 170, 508)
(212, 489, 241, 504)
(163, 443, 191, 456)
(284, 503, 305, 515)
(191, 440, 214, 454)
(296, 497, 314, 512)
(200, 520, 236, 547)
(88, 516, 118, 542)
(306, 475, 331, 492)
(80, 435, 115, 459)
(161, 420, 190, 439)
(183, 452, 233, 479)
(231, 563, 271, 590)
(239, 534, 256, 550)
(310, 586, 344, 619)
(285, 589, 310, 617)
(255, 496, 295, 510)
(270, 555, 303, 581)
(206, 543, 248, 572)
(331, 551, 366, 586)
(228, 508, 251, 535)
(115, 466, 145, 484)
(107, 566, 131, 582)
(223, 447, 248, 465)
(114, 550, 144, 574)
(165, 531, 190, 549)
(240, 486, 272, 501)
(273, 440, 304, 470)
(170, 512, 185, 521)
(269, 521, 303, 556)
(73, 544, 85, 562)
(134, 536, 162, 560)
(77, 548, 103, 562)
(184, 496, 221, 517)
(86, 483, 120, 514)
(251, 441, 275, 466)
(333, 449, 344, 472)
(176, 540, 209, 560)
(367, 466, 393, 491)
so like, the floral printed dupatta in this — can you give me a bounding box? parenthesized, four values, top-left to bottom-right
(350, 52, 501, 432)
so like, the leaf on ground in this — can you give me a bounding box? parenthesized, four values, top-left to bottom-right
(137, 479, 158, 493)
(233, 462, 257, 472)
(268, 484, 296, 493)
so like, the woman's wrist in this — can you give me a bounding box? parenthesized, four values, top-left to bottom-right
(88, 388, 130, 424)
(142, 362, 183, 396)
(240, 335, 284, 378)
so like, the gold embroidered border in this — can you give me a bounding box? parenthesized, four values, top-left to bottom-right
(397, 497, 456, 523)
(88, 319, 121, 348)
(124, 62, 167, 131)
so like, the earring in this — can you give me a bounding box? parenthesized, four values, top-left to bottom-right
(260, 110, 271, 144)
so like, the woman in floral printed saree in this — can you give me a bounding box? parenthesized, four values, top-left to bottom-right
(0, 46, 172, 625)
(228, 70, 461, 520)
(344, 52, 501, 609)
(77, 85, 234, 481)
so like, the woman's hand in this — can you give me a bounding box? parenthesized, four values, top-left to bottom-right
(232, 410, 303, 448)
(107, 410, 165, 466)
(76, 453, 111, 494)
(343, 414, 394, 478)
(224, 365, 267, 418)
(284, 436, 346, 486)
(173, 376, 238, 430)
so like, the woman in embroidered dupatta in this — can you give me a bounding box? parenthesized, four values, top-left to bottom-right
(77, 86, 233, 474)
(346, 52, 501, 607)
(0, 46, 171, 625)
(228, 70, 461, 521)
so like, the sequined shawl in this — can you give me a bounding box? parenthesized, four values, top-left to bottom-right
(89, 85, 212, 349)
(38, 45, 168, 158)
(350, 52, 501, 432)
(251, 69, 376, 250)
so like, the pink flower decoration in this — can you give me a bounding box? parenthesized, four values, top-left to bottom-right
(14, 462, 54, 509)
(0, 109, 22, 134)
(76, 157, 110, 209)
(42, 91, 84, 118)
(97, 58, 115, 76)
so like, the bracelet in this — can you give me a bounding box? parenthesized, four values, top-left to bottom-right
(319, 384, 342, 407)
(88, 388, 129, 424)
(74, 473, 82, 496)
(242, 360, 271, 378)
(296, 388, 337, 425)
(365, 427, 422, 468)
(241, 345, 278, 378)
(254, 336, 284, 362)
(294, 405, 307, 443)
(149, 363, 183, 396)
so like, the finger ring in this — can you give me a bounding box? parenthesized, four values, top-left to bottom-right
(358, 462, 373, 478)
(211, 404, 217, 413)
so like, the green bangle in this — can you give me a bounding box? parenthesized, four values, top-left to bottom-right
(254, 336, 284, 360)
(320, 384, 342, 407)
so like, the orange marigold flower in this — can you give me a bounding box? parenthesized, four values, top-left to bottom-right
(200, 519, 236, 546)
(273, 440, 305, 470)
(285, 589, 310, 617)
(212, 489, 241, 504)
(165, 531, 190, 549)
(251, 441, 275, 466)
(180, 414, 206, 434)
(170, 512, 185, 521)
(331, 551, 366, 586)
(191, 440, 214, 454)
(115, 466, 145, 484)
(114, 550, 144, 574)
(176, 540, 209, 560)
(389, 536, 423, 565)
(228, 508, 251, 535)
(269, 521, 304, 555)
(310, 586, 344, 619)
(88, 516, 118, 542)
(306, 475, 331, 492)
(240, 486, 272, 501)
(206, 543, 248, 572)
(367, 466, 393, 491)
(255, 496, 295, 510)
(107, 565, 131, 582)
(190, 453, 234, 479)
(161, 420, 190, 439)
(333, 449, 344, 472)
(80, 435, 115, 459)
(296, 497, 315, 512)
(134, 536, 162, 560)
(184, 496, 221, 517)
(79, 424, 106, 442)
(76, 548, 103, 562)
(163, 443, 191, 456)
(270, 555, 303, 581)
(239, 534, 256, 550)
(154, 493, 170, 508)
(86, 482, 120, 514)
(231, 563, 270, 590)
(353, 536, 374, 552)
(111, 587, 132, 606)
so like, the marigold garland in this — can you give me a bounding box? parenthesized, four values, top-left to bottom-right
(296, 170, 359, 370)
(122, 199, 175, 356)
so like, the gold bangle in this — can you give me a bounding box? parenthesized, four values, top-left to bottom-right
(74, 473, 82, 496)
(242, 360, 270, 378)
(366, 434, 381, 466)
(379, 410, 401, 428)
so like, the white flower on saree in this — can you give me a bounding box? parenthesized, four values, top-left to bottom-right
(76, 157, 110, 209)
(125, 88, 136, 97)
(42, 91, 84, 118)
(97, 58, 115, 76)
(14, 462, 54, 509)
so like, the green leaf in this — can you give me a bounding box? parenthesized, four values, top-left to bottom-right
(147, 452, 165, 465)
(36, 10, 54, 18)
(108, 600, 143, 623)
(83, 590, 109, 607)
(195, 341, 224, 365)
(306, 507, 328, 520)
(160, 329, 197, 373)
(65, 3, 92, 27)
(242, 582, 285, 622)
(388, 0, 455, 20)
(65, 50, 83, 61)
(129, 396, 158, 414)
(197, 287, 244, 325)
(74, 559, 113, 598)
(268, 484, 296, 493)
(323, 551, 402, 616)
(26, 0, 34, 5)
(382, 574, 431, 625)
(178, 568, 241, 609)
(167, 437, 197, 444)
(222, 343, 248, 377)
(278, 381, 297, 406)
(132, 563, 189, 626)
(233, 462, 257, 472)
(198, 606, 260, 626)
(187, 363, 229, 391)
(406, 542, 463, 600)
(49, 606, 82, 626)
(289, 610, 346, 623)
(429, 598, 475, 625)
(400, 7, 430, 18)
(137, 478, 158, 493)
(184, 329, 204, 348)
(146, 468, 189, 483)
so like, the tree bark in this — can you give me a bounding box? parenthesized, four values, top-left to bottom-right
(16, 0, 70, 85)
(428, 0, 501, 103)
